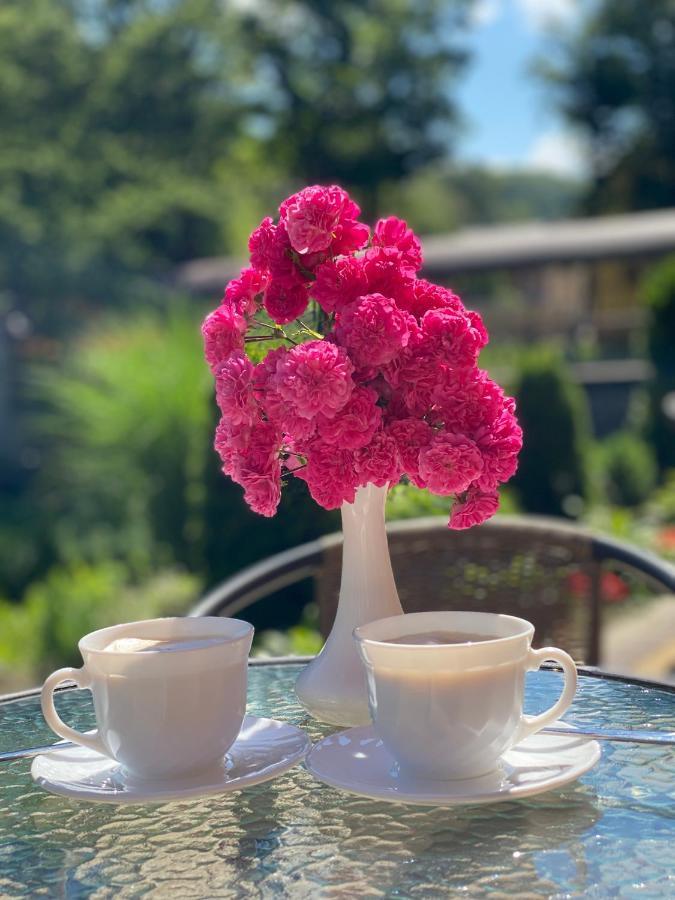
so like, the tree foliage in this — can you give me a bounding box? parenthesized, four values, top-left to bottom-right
(236, 0, 472, 215)
(0, 0, 273, 331)
(541, 0, 675, 212)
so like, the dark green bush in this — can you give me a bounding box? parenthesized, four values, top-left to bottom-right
(512, 349, 591, 517)
(641, 256, 675, 471)
(597, 432, 658, 508)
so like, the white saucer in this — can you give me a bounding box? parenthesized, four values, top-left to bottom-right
(305, 722, 601, 806)
(32, 715, 310, 804)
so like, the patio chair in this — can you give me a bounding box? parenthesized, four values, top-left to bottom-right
(190, 515, 675, 665)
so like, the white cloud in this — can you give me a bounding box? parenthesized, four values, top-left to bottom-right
(515, 0, 579, 31)
(526, 129, 588, 177)
(470, 0, 502, 27)
(470, 0, 580, 32)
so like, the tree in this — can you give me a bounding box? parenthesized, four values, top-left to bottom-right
(0, 0, 263, 334)
(540, 0, 675, 213)
(237, 0, 472, 215)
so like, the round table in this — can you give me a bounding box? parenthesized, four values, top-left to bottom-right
(0, 662, 673, 897)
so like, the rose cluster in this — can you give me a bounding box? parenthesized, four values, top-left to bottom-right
(202, 185, 522, 527)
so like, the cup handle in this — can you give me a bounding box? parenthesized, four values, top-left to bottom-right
(516, 647, 578, 743)
(41, 667, 107, 756)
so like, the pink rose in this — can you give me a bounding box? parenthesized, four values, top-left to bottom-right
(318, 387, 382, 450)
(280, 185, 369, 256)
(202, 305, 246, 373)
(214, 418, 242, 481)
(299, 441, 359, 509)
(241, 466, 282, 517)
(275, 340, 354, 420)
(421, 308, 482, 369)
(418, 431, 483, 496)
(253, 348, 318, 443)
(335, 293, 413, 368)
(392, 350, 444, 415)
(387, 418, 433, 485)
(362, 246, 416, 306)
(224, 267, 267, 316)
(473, 406, 523, 491)
(264, 278, 309, 324)
(434, 368, 505, 434)
(312, 257, 369, 314)
(373, 216, 423, 271)
(449, 488, 499, 530)
(266, 223, 303, 284)
(248, 217, 277, 272)
(240, 420, 281, 474)
(215, 351, 257, 427)
(355, 429, 402, 488)
(401, 279, 464, 320)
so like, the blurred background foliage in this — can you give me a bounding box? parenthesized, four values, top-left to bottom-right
(2, 0, 675, 686)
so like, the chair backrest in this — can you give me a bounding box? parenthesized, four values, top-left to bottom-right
(191, 515, 675, 666)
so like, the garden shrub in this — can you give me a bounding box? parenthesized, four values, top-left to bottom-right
(0, 565, 199, 690)
(512, 349, 591, 517)
(641, 256, 675, 471)
(597, 431, 658, 508)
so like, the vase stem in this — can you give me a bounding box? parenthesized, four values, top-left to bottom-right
(295, 483, 403, 725)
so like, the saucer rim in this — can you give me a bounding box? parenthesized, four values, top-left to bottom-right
(304, 721, 601, 807)
(31, 714, 310, 804)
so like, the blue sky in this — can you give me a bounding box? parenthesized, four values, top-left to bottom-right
(455, 0, 586, 177)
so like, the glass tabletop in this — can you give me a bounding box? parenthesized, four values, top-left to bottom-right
(0, 663, 673, 898)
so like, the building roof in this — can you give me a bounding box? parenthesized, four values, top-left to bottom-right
(174, 207, 675, 293)
(422, 207, 675, 276)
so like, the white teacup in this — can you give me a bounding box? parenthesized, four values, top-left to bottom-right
(41, 617, 253, 781)
(354, 611, 577, 781)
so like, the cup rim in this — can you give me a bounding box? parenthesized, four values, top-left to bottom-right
(79, 616, 253, 656)
(353, 611, 534, 649)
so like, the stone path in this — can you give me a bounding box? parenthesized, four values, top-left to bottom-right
(601, 596, 675, 684)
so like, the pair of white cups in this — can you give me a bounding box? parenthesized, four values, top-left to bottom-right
(42, 611, 576, 783)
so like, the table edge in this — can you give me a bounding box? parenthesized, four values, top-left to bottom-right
(1, 658, 673, 706)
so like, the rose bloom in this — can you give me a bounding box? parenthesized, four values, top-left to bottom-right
(449, 487, 499, 529)
(393, 351, 445, 416)
(264, 278, 309, 324)
(202, 304, 246, 373)
(248, 216, 276, 271)
(434, 368, 505, 435)
(214, 418, 242, 481)
(224, 267, 267, 316)
(362, 246, 416, 306)
(318, 386, 382, 450)
(274, 340, 355, 420)
(372, 216, 423, 271)
(312, 256, 369, 314)
(421, 308, 484, 369)
(215, 351, 257, 427)
(401, 279, 464, 320)
(388, 418, 433, 485)
(355, 429, 402, 488)
(473, 406, 523, 491)
(241, 464, 282, 517)
(335, 293, 413, 368)
(297, 441, 360, 509)
(418, 431, 483, 496)
(280, 184, 369, 256)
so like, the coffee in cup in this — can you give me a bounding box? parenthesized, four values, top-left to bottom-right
(354, 611, 577, 781)
(41, 617, 253, 781)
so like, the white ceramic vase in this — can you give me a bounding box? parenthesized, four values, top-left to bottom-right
(295, 482, 404, 726)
